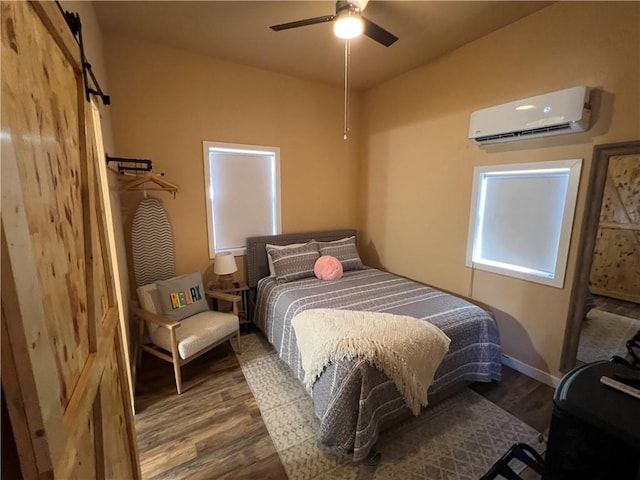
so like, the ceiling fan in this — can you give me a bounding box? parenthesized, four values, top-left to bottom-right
(269, 0, 398, 47)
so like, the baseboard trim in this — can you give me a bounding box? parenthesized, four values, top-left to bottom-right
(502, 354, 561, 388)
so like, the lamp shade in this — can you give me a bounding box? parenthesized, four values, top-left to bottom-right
(214, 252, 238, 276)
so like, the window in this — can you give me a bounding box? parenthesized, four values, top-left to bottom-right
(203, 141, 281, 257)
(466, 159, 582, 288)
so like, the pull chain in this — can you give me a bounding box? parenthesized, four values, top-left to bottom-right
(343, 39, 350, 140)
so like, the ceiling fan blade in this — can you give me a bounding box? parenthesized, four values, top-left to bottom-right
(270, 15, 335, 31)
(362, 17, 398, 47)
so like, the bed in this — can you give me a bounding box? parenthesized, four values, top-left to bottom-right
(246, 229, 501, 461)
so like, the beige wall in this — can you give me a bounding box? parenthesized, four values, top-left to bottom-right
(360, 2, 640, 378)
(103, 34, 361, 287)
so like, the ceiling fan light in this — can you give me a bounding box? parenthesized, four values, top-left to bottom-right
(333, 11, 364, 39)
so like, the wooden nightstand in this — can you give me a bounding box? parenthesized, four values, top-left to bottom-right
(206, 282, 250, 331)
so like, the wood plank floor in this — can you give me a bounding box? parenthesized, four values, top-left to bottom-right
(134, 333, 554, 479)
(592, 294, 640, 319)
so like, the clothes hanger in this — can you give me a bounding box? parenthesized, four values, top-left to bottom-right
(119, 173, 179, 197)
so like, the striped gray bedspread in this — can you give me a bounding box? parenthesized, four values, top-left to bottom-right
(253, 268, 501, 461)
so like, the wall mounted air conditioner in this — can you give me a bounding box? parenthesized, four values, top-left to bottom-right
(468, 86, 592, 145)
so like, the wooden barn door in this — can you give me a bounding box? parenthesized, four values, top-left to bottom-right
(589, 153, 640, 303)
(1, 2, 140, 479)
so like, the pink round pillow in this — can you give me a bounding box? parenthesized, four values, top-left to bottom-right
(314, 255, 343, 281)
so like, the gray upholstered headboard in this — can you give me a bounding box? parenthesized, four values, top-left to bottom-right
(245, 229, 358, 289)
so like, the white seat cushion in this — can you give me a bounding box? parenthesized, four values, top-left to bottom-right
(150, 310, 239, 360)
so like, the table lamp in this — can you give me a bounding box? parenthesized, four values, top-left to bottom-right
(214, 252, 237, 290)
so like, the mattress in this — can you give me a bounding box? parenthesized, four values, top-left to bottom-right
(253, 267, 502, 461)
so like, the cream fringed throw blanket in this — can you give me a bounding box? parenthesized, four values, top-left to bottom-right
(291, 309, 451, 415)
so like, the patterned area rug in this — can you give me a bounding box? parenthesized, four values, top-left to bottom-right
(238, 333, 543, 480)
(577, 309, 640, 364)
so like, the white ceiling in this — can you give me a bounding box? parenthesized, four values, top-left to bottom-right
(93, 1, 552, 91)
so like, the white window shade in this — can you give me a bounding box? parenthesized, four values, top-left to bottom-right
(466, 159, 582, 288)
(478, 173, 569, 275)
(203, 142, 281, 257)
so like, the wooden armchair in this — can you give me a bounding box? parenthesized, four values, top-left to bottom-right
(136, 283, 241, 394)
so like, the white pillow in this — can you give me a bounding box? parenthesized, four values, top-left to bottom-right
(266, 243, 306, 277)
(137, 283, 163, 334)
